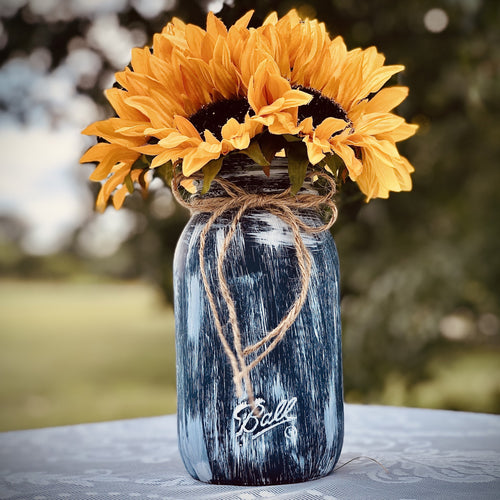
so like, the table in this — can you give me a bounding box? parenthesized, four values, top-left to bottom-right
(1, 405, 499, 500)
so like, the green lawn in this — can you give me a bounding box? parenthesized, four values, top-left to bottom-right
(1, 280, 498, 432)
(0, 280, 177, 431)
(376, 349, 500, 413)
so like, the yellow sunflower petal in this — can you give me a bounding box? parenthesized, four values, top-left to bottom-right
(355, 113, 406, 136)
(330, 142, 363, 178)
(185, 23, 206, 58)
(159, 131, 200, 149)
(105, 88, 147, 121)
(180, 177, 197, 193)
(182, 145, 221, 176)
(263, 61, 290, 103)
(359, 64, 405, 99)
(393, 156, 414, 190)
(299, 117, 314, 134)
(125, 96, 174, 129)
(112, 185, 129, 210)
(379, 122, 419, 142)
(267, 112, 302, 135)
(304, 137, 326, 165)
(95, 163, 130, 212)
(203, 129, 220, 145)
(234, 10, 254, 30)
(173, 115, 202, 139)
(200, 31, 217, 62)
(82, 143, 139, 182)
(220, 118, 254, 150)
(151, 147, 184, 169)
(82, 119, 144, 148)
(256, 97, 286, 116)
(365, 86, 409, 113)
(206, 11, 228, 38)
(130, 46, 151, 74)
(315, 117, 350, 139)
(79, 142, 112, 164)
(357, 139, 405, 197)
(220, 117, 242, 138)
(281, 89, 313, 108)
(263, 11, 279, 26)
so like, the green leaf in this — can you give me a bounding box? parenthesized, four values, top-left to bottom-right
(322, 153, 345, 176)
(287, 141, 309, 195)
(124, 173, 134, 194)
(259, 133, 286, 165)
(241, 139, 270, 167)
(131, 154, 151, 170)
(154, 161, 174, 187)
(201, 157, 223, 194)
(138, 169, 148, 190)
(283, 134, 302, 143)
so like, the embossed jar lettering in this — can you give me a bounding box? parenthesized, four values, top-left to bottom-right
(234, 397, 297, 439)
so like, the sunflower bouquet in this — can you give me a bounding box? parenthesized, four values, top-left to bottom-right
(80, 9, 417, 212)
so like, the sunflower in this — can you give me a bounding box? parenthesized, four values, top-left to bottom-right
(81, 9, 417, 211)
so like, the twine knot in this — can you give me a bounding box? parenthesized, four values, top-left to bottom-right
(172, 172, 338, 406)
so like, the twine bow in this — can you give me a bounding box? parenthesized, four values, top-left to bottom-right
(172, 172, 338, 406)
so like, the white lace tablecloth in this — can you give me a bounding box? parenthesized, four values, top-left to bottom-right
(1, 404, 499, 500)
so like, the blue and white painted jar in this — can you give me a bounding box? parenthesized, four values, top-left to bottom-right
(173, 157, 344, 485)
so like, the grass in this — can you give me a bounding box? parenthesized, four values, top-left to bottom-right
(0, 279, 177, 431)
(404, 348, 500, 412)
(376, 347, 500, 414)
(1, 280, 498, 431)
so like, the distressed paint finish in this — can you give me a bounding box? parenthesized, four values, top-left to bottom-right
(173, 173, 344, 486)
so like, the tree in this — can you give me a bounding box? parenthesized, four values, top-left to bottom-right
(1, 0, 499, 409)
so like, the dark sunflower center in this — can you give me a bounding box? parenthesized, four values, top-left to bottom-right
(187, 87, 351, 140)
(188, 98, 252, 140)
(295, 85, 351, 128)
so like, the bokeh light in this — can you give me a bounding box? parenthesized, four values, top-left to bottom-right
(424, 8, 449, 33)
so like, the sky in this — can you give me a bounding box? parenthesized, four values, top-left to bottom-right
(0, 50, 101, 254)
(0, 0, 170, 255)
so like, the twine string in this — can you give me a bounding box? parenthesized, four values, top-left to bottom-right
(334, 456, 389, 474)
(172, 172, 338, 404)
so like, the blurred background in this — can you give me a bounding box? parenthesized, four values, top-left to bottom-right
(0, 0, 499, 431)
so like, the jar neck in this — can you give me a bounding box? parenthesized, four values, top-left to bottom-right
(190, 155, 318, 198)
